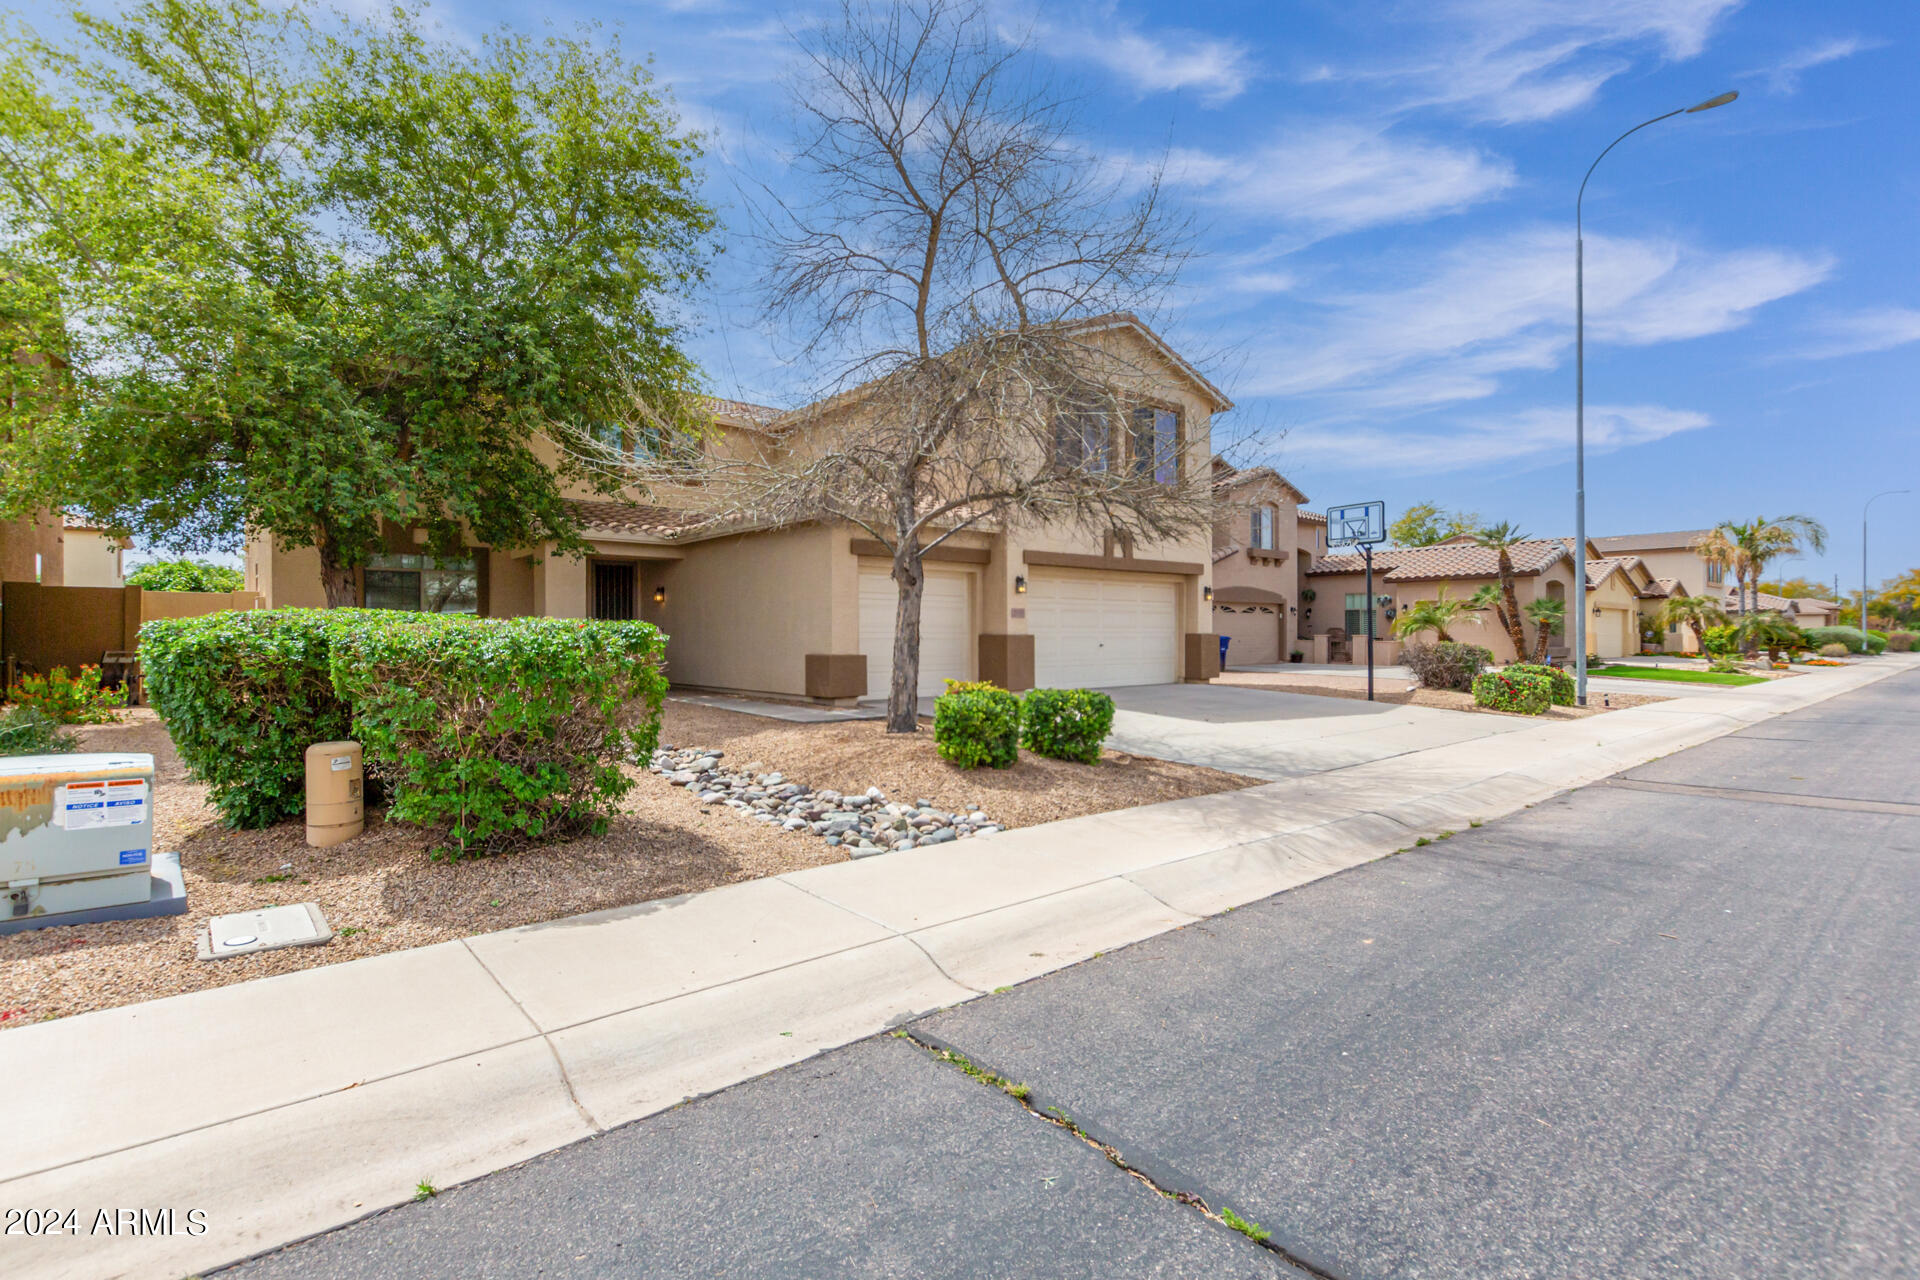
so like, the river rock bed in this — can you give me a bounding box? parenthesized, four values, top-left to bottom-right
(647, 745, 1003, 857)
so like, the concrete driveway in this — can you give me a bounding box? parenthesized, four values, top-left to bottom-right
(1101, 682, 1527, 781)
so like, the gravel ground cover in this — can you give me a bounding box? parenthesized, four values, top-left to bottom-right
(1212, 671, 1670, 719)
(0, 699, 1255, 1027)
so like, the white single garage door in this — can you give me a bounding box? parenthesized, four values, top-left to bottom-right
(1214, 600, 1282, 665)
(1028, 569, 1179, 688)
(860, 566, 973, 699)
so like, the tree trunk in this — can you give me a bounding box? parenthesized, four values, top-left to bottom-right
(1534, 625, 1550, 664)
(315, 530, 357, 609)
(886, 552, 925, 734)
(1497, 555, 1527, 659)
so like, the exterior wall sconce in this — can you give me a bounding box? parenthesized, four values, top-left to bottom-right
(653, 585, 667, 605)
(1014, 576, 1027, 594)
(1203, 586, 1213, 603)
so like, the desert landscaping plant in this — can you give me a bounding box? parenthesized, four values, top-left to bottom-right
(1471, 669, 1551, 716)
(1523, 597, 1565, 663)
(1401, 640, 1493, 692)
(1020, 689, 1116, 764)
(1819, 642, 1851, 658)
(1889, 631, 1915, 652)
(1504, 662, 1575, 707)
(1803, 626, 1866, 655)
(0, 705, 73, 754)
(329, 615, 669, 858)
(933, 681, 1021, 770)
(1656, 594, 1728, 655)
(1468, 522, 1532, 658)
(6, 665, 126, 724)
(1392, 584, 1472, 643)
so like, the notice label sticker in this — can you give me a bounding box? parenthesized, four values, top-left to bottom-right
(119, 848, 147, 866)
(330, 756, 352, 772)
(54, 779, 148, 830)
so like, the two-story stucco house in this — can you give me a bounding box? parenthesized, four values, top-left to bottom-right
(1208, 459, 1310, 666)
(247, 314, 1232, 702)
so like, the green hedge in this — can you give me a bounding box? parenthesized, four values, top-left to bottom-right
(1803, 626, 1867, 655)
(1505, 662, 1575, 707)
(933, 683, 1020, 769)
(1021, 688, 1115, 763)
(141, 609, 363, 828)
(143, 609, 669, 854)
(1472, 669, 1551, 715)
(330, 615, 668, 858)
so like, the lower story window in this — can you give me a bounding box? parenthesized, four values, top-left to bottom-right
(1344, 592, 1379, 638)
(364, 554, 479, 614)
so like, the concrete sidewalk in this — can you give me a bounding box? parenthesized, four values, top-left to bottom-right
(2, 658, 1909, 1280)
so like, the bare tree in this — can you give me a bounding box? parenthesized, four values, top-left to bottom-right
(713, 0, 1215, 732)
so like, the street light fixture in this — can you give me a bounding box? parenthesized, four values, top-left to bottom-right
(1574, 89, 1737, 705)
(1863, 489, 1909, 647)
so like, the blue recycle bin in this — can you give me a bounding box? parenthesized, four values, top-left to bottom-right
(1218, 634, 1231, 667)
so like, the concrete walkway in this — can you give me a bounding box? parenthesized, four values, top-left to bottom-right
(2, 658, 1910, 1280)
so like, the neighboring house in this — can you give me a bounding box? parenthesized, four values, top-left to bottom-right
(1209, 458, 1308, 665)
(0, 512, 63, 585)
(59, 515, 130, 588)
(1724, 589, 1841, 628)
(1591, 530, 1728, 595)
(1304, 536, 1654, 664)
(247, 313, 1233, 701)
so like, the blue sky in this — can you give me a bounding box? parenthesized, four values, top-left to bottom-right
(382, 2, 1920, 586)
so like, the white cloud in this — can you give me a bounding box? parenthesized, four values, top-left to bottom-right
(1018, 6, 1255, 105)
(1164, 124, 1515, 236)
(1279, 403, 1711, 474)
(1237, 225, 1831, 402)
(1752, 35, 1885, 95)
(1797, 307, 1920, 360)
(1346, 0, 1746, 124)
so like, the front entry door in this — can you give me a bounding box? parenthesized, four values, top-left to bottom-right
(591, 562, 636, 620)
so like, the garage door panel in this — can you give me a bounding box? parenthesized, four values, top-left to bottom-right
(860, 567, 972, 698)
(1029, 570, 1178, 688)
(1214, 602, 1281, 665)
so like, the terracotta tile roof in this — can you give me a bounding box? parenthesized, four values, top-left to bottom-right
(1592, 529, 1712, 554)
(1212, 543, 1241, 563)
(1307, 538, 1570, 583)
(1584, 555, 1643, 589)
(1725, 588, 1841, 617)
(1209, 456, 1308, 504)
(704, 396, 784, 430)
(1298, 510, 1326, 524)
(566, 499, 709, 540)
(1639, 577, 1682, 599)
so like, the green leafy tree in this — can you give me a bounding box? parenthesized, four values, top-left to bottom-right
(1755, 576, 1837, 601)
(1389, 501, 1480, 548)
(0, 1, 715, 605)
(127, 557, 245, 592)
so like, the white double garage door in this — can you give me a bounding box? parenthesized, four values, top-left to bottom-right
(859, 565, 1179, 697)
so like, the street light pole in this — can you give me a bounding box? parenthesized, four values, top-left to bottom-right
(1863, 489, 1909, 648)
(1574, 89, 1737, 706)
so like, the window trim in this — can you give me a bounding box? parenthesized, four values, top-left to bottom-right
(1129, 404, 1181, 484)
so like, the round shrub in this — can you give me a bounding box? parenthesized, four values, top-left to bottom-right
(1504, 662, 1574, 707)
(1889, 631, 1916, 653)
(1701, 624, 1739, 656)
(330, 615, 668, 859)
(1021, 688, 1116, 764)
(1802, 626, 1865, 654)
(1401, 641, 1493, 692)
(933, 682, 1020, 769)
(1818, 642, 1850, 658)
(1471, 669, 1551, 716)
(141, 609, 366, 827)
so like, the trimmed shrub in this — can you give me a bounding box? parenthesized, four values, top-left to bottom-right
(1866, 633, 1888, 654)
(330, 615, 668, 859)
(1701, 624, 1738, 656)
(1021, 688, 1116, 764)
(1803, 626, 1865, 655)
(1505, 662, 1575, 707)
(933, 682, 1020, 770)
(1472, 669, 1551, 716)
(1889, 631, 1916, 653)
(1818, 642, 1850, 658)
(6, 664, 126, 724)
(1402, 641, 1493, 692)
(0, 705, 73, 754)
(142, 609, 364, 827)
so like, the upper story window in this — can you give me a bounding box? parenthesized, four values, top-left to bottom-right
(1706, 561, 1724, 584)
(1052, 409, 1111, 472)
(1251, 505, 1276, 550)
(1130, 407, 1180, 483)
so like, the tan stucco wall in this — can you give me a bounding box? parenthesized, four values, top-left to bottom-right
(0, 514, 64, 585)
(60, 529, 126, 588)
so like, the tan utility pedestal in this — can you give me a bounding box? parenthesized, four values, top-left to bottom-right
(305, 741, 364, 848)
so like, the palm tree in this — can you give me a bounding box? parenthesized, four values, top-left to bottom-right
(1393, 584, 1471, 643)
(1656, 594, 1728, 655)
(1469, 522, 1531, 659)
(1696, 516, 1827, 649)
(1523, 597, 1564, 663)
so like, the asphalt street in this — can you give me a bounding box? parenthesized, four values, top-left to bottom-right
(224, 668, 1920, 1279)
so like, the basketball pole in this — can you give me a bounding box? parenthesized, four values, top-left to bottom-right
(1363, 544, 1375, 702)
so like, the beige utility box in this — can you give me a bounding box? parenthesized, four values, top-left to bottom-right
(305, 741, 364, 848)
